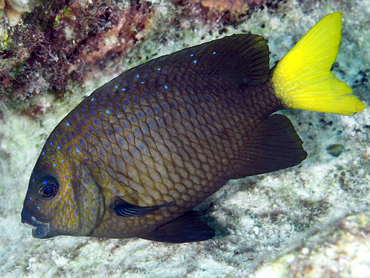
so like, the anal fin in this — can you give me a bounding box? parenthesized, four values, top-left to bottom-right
(140, 211, 215, 243)
(238, 114, 307, 176)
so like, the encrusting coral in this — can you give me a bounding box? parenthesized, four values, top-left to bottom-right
(0, 0, 154, 118)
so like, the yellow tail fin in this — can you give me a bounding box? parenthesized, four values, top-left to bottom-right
(272, 12, 365, 115)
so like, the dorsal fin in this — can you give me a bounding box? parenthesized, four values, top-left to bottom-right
(141, 34, 270, 86)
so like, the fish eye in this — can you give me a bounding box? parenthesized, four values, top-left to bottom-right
(36, 175, 59, 199)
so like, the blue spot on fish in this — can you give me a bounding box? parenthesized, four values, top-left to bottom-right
(136, 74, 140, 79)
(42, 152, 45, 156)
(115, 85, 118, 89)
(190, 54, 194, 57)
(164, 85, 168, 90)
(122, 88, 126, 91)
(193, 60, 197, 64)
(106, 110, 110, 115)
(53, 163, 57, 167)
(66, 122, 70, 127)
(57, 146, 61, 150)
(91, 98, 95, 101)
(157, 68, 161, 71)
(50, 142, 53, 145)
(76, 148, 81, 153)
(213, 51, 216, 55)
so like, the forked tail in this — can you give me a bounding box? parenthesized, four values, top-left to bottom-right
(272, 12, 365, 115)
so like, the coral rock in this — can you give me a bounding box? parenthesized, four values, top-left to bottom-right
(200, 0, 266, 13)
(1, 0, 34, 26)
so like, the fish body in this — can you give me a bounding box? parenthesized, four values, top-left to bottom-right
(21, 13, 365, 243)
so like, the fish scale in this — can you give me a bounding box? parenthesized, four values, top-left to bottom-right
(22, 13, 366, 242)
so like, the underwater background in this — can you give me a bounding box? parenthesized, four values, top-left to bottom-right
(0, 0, 369, 277)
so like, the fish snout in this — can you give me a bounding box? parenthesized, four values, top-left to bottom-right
(21, 208, 51, 238)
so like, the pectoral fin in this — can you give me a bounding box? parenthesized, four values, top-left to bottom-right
(140, 211, 215, 243)
(111, 198, 173, 218)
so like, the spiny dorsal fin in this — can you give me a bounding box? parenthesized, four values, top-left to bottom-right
(142, 34, 270, 86)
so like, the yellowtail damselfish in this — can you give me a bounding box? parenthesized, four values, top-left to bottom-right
(21, 12, 365, 243)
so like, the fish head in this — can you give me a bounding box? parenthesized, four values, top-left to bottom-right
(21, 138, 104, 239)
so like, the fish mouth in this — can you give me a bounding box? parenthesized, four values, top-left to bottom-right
(21, 209, 51, 239)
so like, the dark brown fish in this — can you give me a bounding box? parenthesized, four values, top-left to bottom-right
(21, 13, 365, 243)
